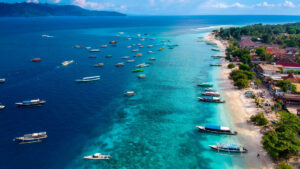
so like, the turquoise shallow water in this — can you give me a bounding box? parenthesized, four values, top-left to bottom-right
(2, 16, 300, 169)
(67, 30, 242, 169)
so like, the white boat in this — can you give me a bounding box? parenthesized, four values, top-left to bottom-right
(90, 49, 100, 52)
(136, 63, 149, 68)
(0, 104, 5, 109)
(115, 62, 125, 67)
(127, 37, 132, 40)
(121, 56, 130, 59)
(74, 45, 84, 48)
(16, 99, 46, 106)
(209, 143, 247, 153)
(147, 45, 153, 48)
(132, 49, 139, 52)
(138, 74, 146, 79)
(13, 132, 47, 144)
(127, 46, 132, 48)
(41, 34, 53, 38)
(124, 91, 136, 96)
(84, 153, 112, 160)
(127, 60, 135, 63)
(76, 76, 100, 82)
(0, 78, 6, 83)
(148, 51, 154, 54)
(61, 60, 74, 66)
(149, 57, 156, 61)
(119, 32, 124, 35)
(100, 45, 107, 48)
(86, 47, 92, 50)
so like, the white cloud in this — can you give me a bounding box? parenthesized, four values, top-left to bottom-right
(72, 0, 105, 10)
(281, 0, 296, 7)
(211, 2, 246, 8)
(27, 0, 39, 3)
(256, 2, 275, 7)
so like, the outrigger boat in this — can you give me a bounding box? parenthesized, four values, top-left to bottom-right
(105, 55, 112, 58)
(16, 99, 46, 106)
(100, 45, 107, 48)
(31, 58, 41, 62)
(205, 88, 216, 92)
(94, 63, 104, 67)
(109, 40, 117, 44)
(121, 56, 130, 59)
(83, 153, 112, 160)
(157, 47, 165, 51)
(132, 49, 139, 52)
(197, 83, 213, 87)
(149, 57, 156, 61)
(13, 132, 47, 144)
(76, 76, 100, 82)
(210, 64, 222, 66)
(148, 51, 154, 54)
(209, 143, 247, 153)
(0, 104, 5, 109)
(147, 45, 153, 48)
(0, 78, 6, 83)
(127, 59, 135, 63)
(197, 96, 225, 103)
(132, 69, 144, 72)
(133, 53, 142, 57)
(115, 62, 125, 67)
(136, 63, 149, 68)
(196, 125, 237, 135)
(211, 48, 220, 51)
(62, 60, 74, 66)
(138, 74, 146, 79)
(74, 45, 84, 48)
(201, 92, 220, 97)
(124, 91, 136, 96)
(90, 49, 100, 52)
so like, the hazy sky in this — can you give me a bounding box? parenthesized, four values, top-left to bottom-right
(2, 0, 300, 15)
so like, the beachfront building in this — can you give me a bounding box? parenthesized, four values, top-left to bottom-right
(276, 63, 300, 71)
(256, 64, 282, 78)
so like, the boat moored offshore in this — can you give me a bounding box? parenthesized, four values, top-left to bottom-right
(0, 104, 5, 109)
(124, 91, 136, 96)
(138, 74, 146, 79)
(109, 40, 117, 44)
(197, 96, 225, 103)
(201, 92, 220, 97)
(127, 60, 135, 63)
(83, 153, 112, 160)
(13, 132, 47, 144)
(209, 143, 247, 153)
(210, 64, 222, 66)
(16, 99, 46, 106)
(62, 60, 74, 66)
(196, 125, 237, 135)
(94, 63, 104, 67)
(197, 83, 213, 87)
(90, 49, 100, 52)
(115, 62, 125, 67)
(0, 78, 6, 83)
(31, 58, 41, 62)
(76, 76, 100, 82)
(100, 45, 108, 48)
(132, 69, 144, 72)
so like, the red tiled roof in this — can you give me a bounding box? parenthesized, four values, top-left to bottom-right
(276, 63, 300, 68)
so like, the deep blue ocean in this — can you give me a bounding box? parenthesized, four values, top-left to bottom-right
(1, 15, 300, 169)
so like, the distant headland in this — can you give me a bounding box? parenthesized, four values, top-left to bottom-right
(0, 2, 126, 17)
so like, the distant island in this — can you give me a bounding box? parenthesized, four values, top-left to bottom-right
(0, 2, 126, 17)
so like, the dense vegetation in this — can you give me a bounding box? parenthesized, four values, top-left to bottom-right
(262, 111, 300, 159)
(230, 69, 254, 88)
(278, 162, 292, 169)
(0, 2, 125, 17)
(214, 23, 300, 47)
(227, 63, 235, 69)
(275, 80, 296, 92)
(250, 113, 268, 126)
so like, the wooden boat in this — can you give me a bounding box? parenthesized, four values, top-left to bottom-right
(196, 125, 237, 135)
(90, 49, 100, 52)
(31, 58, 41, 62)
(138, 74, 146, 79)
(211, 48, 220, 51)
(94, 63, 104, 67)
(121, 56, 130, 59)
(205, 88, 216, 92)
(62, 60, 74, 66)
(149, 57, 156, 61)
(209, 143, 247, 153)
(13, 132, 47, 144)
(16, 99, 46, 106)
(115, 62, 125, 67)
(132, 69, 144, 72)
(127, 60, 135, 63)
(197, 83, 213, 87)
(201, 92, 220, 97)
(74, 45, 84, 48)
(0, 78, 6, 83)
(100, 45, 107, 48)
(105, 55, 112, 58)
(197, 96, 225, 103)
(157, 47, 165, 51)
(124, 91, 136, 96)
(136, 63, 149, 68)
(210, 64, 222, 66)
(83, 153, 112, 160)
(76, 76, 100, 82)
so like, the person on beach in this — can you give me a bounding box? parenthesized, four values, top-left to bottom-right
(257, 153, 260, 158)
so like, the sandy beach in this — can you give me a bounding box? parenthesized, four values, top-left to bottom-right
(205, 33, 274, 169)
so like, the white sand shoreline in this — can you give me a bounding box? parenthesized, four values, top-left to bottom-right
(204, 33, 274, 169)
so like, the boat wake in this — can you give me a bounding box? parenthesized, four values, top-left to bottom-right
(193, 25, 235, 31)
